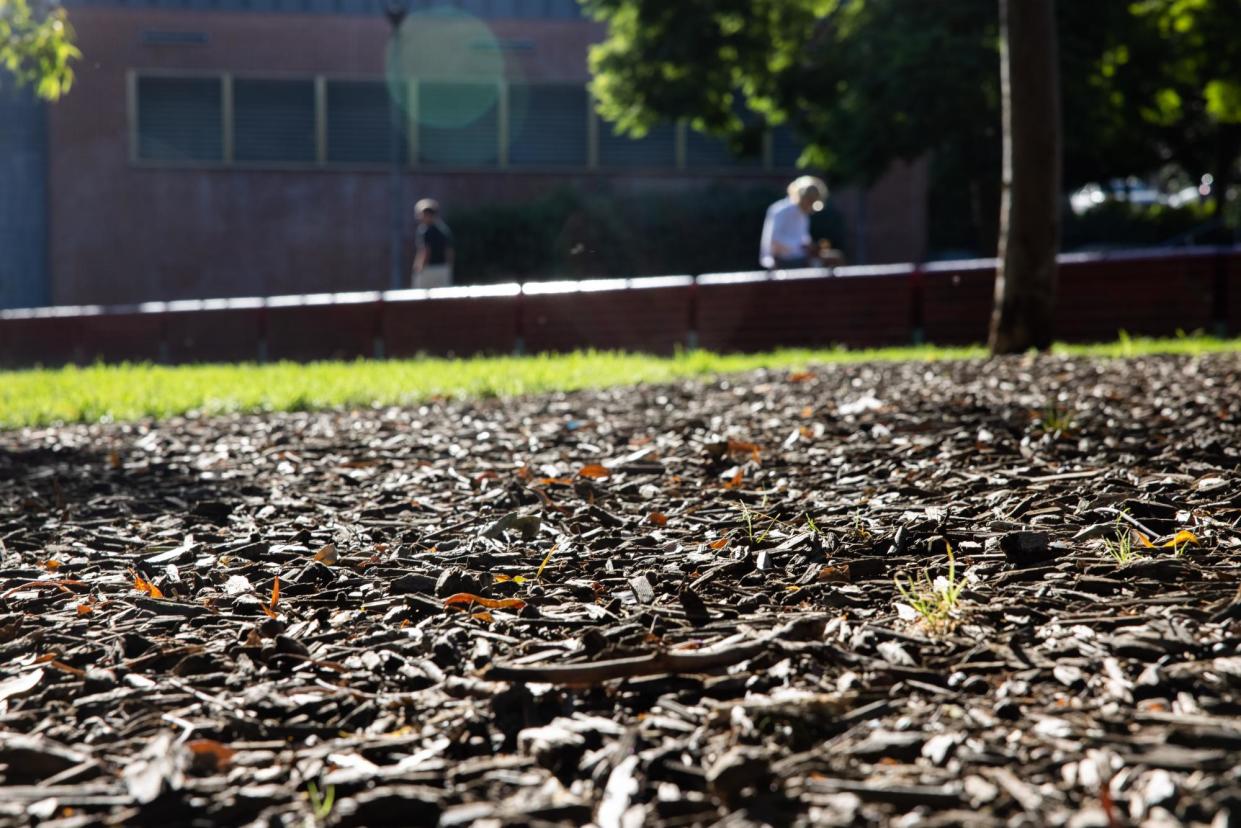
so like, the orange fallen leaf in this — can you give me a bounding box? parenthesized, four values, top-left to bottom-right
(41, 560, 62, 571)
(130, 569, 163, 600)
(261, 576, 281, 619)
(48, 660, 85, 677)
(1163, 530, 1199, 548)
(537, 476, 574, 486)
(800, 406, 814, 419)
(108, 449, 122, 470)
(726, 439, 761, 461)
(723, 469, 745, 489)
(187, 739, 235, 772)
(578, 464, 610, 479)
(76, 602, 94, 616)
(1135, 531, 1155, 549)
(818, 564, 851, 583)
(709, 538, 729, 551)
(471, 611, 495, 623)
(787, 370, 815, 383)
(442, 593, 527, 611)
(647, 512, 668, 526)
(312, 544, 339, 565)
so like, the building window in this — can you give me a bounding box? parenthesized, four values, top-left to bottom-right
(136, 76, 223, 162)
(417, 81, 500, 167)
(326, 80, 398, 165)
(234, 78, 316, 163)
(598, 122, 677, 168)
(508, 84, 587, 167)
(685, 129, 763, 169)
(130, 72, 787, 173)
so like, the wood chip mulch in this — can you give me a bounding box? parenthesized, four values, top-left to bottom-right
(2, 353, 1240, 827)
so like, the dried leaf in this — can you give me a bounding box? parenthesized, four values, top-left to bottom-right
(471, 611, 495, 623)
(494, 574, 527, 585)
(130, 569, 163, 600)
(726, 439, 761, 461)
(1135, 531, 1155, 548)
(578, 464, 611, 479)
(533, 543, 558, 583)
(647, 512, 668, 526)
(108, 449, 123, 470)
(819, 564, 851, 583)
(261, 576, 281, 619)
(709, 538, 729, 551)
(186, 739, 235, 772)
(1163, 530, 1200, 548)
(788, 370, 815, 383)
(76, 602, 94, 616)
(537, 476, 574, 486)
(41, 559, 62, 571)
(723, 469, 745, 489)
(312, 544, 338, 565)
(442, 593, 527, 611)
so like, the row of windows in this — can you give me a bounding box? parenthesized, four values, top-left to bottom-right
(131, 74, 806, 170)
(71, 0, 583, 19)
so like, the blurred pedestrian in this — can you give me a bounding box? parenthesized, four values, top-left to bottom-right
(759, 176, 843, 269)
(412, 198, 454, 288)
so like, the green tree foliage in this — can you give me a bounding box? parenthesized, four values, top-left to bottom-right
(0, 0, 79, 100)
(583, 0, 1239, 251)
(1122, 0, 1241, 209)
(584, 0, 996, 183)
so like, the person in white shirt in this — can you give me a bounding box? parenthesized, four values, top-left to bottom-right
(759, 176, 830, 270)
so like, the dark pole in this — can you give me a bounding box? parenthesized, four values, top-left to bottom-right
(385, 0, 409, 291)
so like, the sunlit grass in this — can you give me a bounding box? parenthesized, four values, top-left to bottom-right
(0, 333, 1238, 429)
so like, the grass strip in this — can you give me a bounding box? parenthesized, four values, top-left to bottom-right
(1, 334, 1238, 429)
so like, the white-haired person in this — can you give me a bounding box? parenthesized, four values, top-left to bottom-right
(412, 198, 455, 289)
(759, 176, 843, 270)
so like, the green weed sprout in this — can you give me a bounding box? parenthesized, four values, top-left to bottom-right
(307, 780, 336, 820)
(1040, 402, 1074, 434)
(895, 545, 964, 633)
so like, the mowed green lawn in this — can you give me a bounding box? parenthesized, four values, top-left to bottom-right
(1, 334, 1239, 429)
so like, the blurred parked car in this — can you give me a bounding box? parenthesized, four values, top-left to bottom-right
(1069, 175, 1212, 215)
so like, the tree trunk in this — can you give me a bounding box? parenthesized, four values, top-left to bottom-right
(989, 0, 1062, 354)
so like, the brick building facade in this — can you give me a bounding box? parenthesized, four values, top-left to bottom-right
(2, 0, 928, 308)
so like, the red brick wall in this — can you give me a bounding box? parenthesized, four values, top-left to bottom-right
(47, 8, 928, 306)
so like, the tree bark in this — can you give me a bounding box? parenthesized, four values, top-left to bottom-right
(989, 0, 1062, 354)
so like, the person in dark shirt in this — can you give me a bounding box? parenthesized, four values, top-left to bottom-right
(412, 198, 454, 288)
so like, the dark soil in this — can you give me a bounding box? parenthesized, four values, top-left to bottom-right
(2, 353, 1240, 827)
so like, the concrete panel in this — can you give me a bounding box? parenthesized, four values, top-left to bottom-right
(523, 278, 692, 354)
(0, 316, 81, 367)
(266, 298, 381, 362)
(1055, 252, 1216, 342)
(383, 292, 518, 357)
(697, 272, 913, 352)
(77, 311, 167, 363)
(921, 262, 996, 346)
(166, 305, 263, 363)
